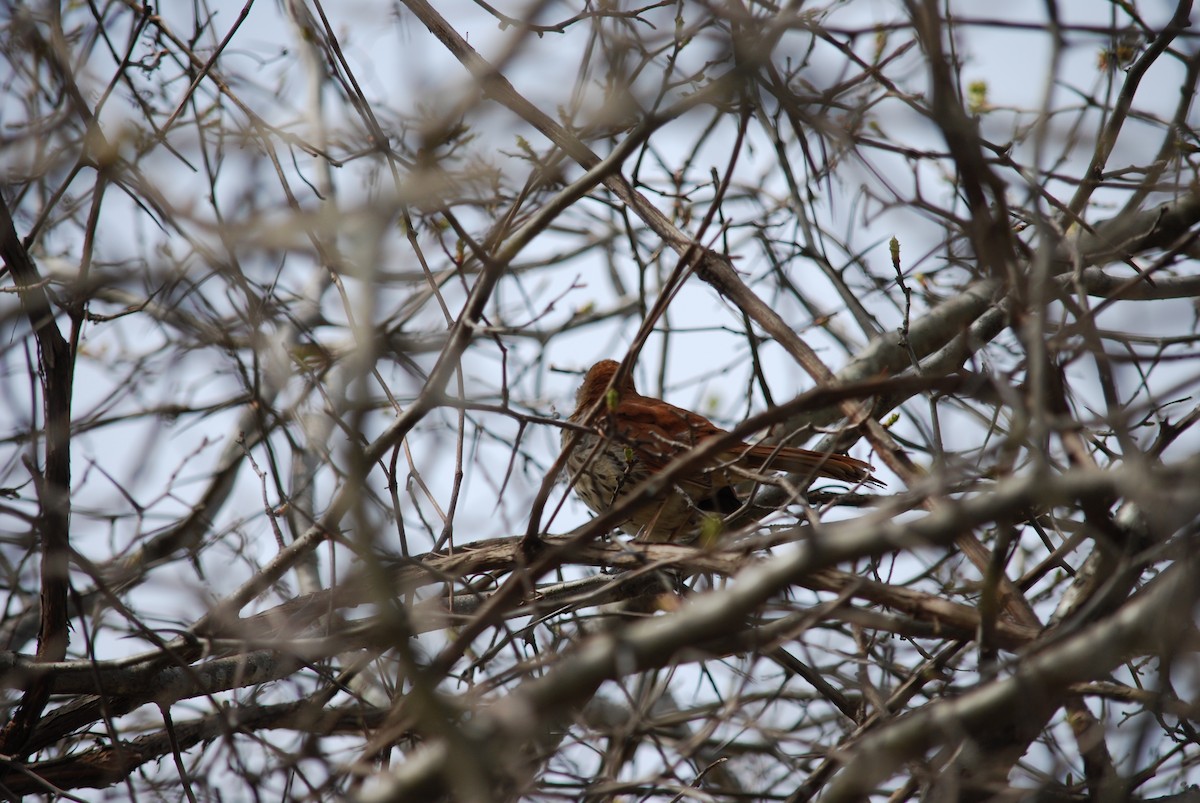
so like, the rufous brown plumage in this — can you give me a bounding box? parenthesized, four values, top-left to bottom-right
(563, 359, 879, 541)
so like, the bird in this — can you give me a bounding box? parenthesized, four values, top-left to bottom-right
(562, 359, 879, 542)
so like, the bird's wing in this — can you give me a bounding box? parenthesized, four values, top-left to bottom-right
(736, 443, 880, 485)
(608, 398, 880, 488)
(603, 397, 732, 493)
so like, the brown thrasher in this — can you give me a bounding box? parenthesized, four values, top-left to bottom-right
(563, 359, 879, 542)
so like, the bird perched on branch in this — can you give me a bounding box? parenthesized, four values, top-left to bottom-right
(563, 359, 879, 542)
